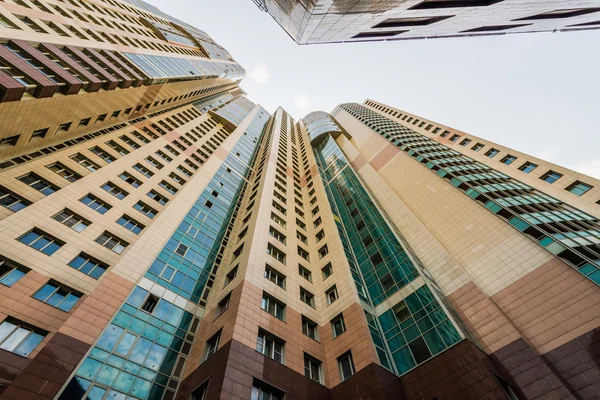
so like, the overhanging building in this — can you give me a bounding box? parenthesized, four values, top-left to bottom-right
(253, 0, 600, 44)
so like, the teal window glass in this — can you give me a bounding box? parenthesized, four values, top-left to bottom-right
(566, 181, 593, 196)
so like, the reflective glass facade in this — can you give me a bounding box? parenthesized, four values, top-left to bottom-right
(311, 119, 469, 377)
(58, 107, 269, 400)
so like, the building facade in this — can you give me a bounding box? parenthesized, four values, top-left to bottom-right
(253, 0, 600, 44)
(1, 0, 600, 399)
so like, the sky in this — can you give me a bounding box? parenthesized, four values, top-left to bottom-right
(149, 0, 600, 178)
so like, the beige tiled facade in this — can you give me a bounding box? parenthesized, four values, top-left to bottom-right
(0, 0, 599, 397)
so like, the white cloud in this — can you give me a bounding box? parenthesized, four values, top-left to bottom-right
(294, 95, 312, 112)
(249, 62, 270, 83)
(576, 159, 600, 179)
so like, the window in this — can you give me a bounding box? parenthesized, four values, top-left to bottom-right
(0, 134, 19, 146)
(68, 253, 108, 279)
(449, 134, 460, 142)
(297, 231, 308, 244)
(338, 352, 356, 381)
(134, 201, 157, 218)
(95, 231, 128, 254)
(18, 173, 59, 195)
(116, 215, 145, 234)
(267, 243, 286, 264)
(169, 172, 186, 185)
(313, 217, 322, 228)
(515, 8, 600, 21)
(107, 140, 129, 156)
(224, 266, 238, 286)
(141, 294, 159, 313)
(117, 173, 141, 189)
(261, 292, 285, 320)
(272, 201, 286, 215)
(46, 162, 81, 182)
(540, 170, 563, 184)
(0, 258, 29, 287)
(459, 138, 472, 147)
(304, 353, 322, 383)
(324, 285, 339, 305)
(216, 293, 231, 317)
(271, 212, 286, 228)
(251, 379, 285, 400)
(257, 329, 285, 363)
(53, 209, 90, 232)
(500, 155, 516, 165)
(80, 193, 111, 214)
(318, 244, 329, 259)
(298, 246, 309, 261)
(190, 380, 209, 400)
(316, 230, 325, 242)
(485, 148, 499, 158)
(0, 318, 46, 357)
(101, 182, 129, 199)
(321, 263, 333, 279)
(204, 330, 221, 360)
(30, 128, 48, 140)
(0, 185, 30, 212)
(133, 163, 154, 178)
(300, 287, 315, 308)
(70, 153, 99, 172)
(147, 190, 169, 205)
(471, 143, 484, 152)
(518, 162, 537, 174)
(33, 281, 81, 312)
(232, 244, 244, 259)
(18, 229, 63, 255)
(410, 0, 503, 9)
(269, 226, 286, 244)
(264, 265, 285, 288)
(159, 180, 178, 195)
(567, 181, 593, 196)
(331, 314, 346, 338)
(145, 156, 164, 170)
(89, 146, 116, 163)
(302, 316, 318, 340)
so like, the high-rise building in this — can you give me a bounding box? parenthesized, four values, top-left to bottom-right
(253, 0, 600, 44)
(1, 1, 600, 400)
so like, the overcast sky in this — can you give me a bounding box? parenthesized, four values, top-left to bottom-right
(150, 0, 600, 178)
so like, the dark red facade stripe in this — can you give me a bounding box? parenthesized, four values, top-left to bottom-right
(39, 43, 103, 93)
(0, 68, 26, 102)
(100, 50, 146, 87)
(9, 40, 82, 95)
(0, 46, 57, 98)
(65, 46, 119, 91)
(85, 48, 133, 88)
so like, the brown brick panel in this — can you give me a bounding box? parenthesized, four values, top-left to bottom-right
(0, 68, 26, 102)
(0, 332, 90, 400)
(0, 349, 30, 396)
(330, 363, 404, 400)
(0, 46, 57, 98)
(491, 258, 600, 354)
(400, 340, 511, 400)
(65, 46, 119, 91)
(544, 327, 600, 399)
(85, 49, 133, 89)
(491, 338, 574, 400)
(100, 50, 146, 87)
(179, 339, 331, 400)
(39, 43, 103, 93)
(447, 281, 522, 353)
(9, 40, 82, 95)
